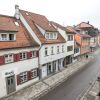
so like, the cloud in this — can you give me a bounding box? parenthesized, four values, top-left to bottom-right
(0, 0, 100, 28)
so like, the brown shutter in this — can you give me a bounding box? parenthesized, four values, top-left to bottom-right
(14, 54, 20, 62)
(0, 56, 5, 65)
(27, 52, 32, 59)
(17, 75, 20, 85)
(27, 52, 30, 59)
(28, 71, 32, 80)
(36, 51, 39, 57)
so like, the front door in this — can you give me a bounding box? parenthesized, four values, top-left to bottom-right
(6, 75, 16, 94)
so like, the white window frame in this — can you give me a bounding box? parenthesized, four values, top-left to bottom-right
(0, 33, 16, 41)
(5, 54, 14, 64)
(62, 45, 64, 52)
(31, 51, 37, 58)
(31, 69, 38, 79)
(19, 52, 27, 60)
(9, 33, 16, 41)
(20, 72, 28, 84)
(45, 32, 58, 40)
(0, 33, 8, 41)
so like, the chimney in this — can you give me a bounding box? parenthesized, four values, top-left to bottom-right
(14, 5, 20, 20)
(87, 21, 89, 24)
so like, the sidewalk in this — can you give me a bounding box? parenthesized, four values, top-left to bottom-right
(2, 49, 100, 100)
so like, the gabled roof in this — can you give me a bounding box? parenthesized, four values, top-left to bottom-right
(50, 21, 75, 34)
(20, 10, 66, 44)
(75, 22, 93, 29)
(20, 10, 57, 32)
(66, 26, 91, 38)
(0, 15, 18, 32)
(66, 26, 76, 34)
(0, 15, 39, 50)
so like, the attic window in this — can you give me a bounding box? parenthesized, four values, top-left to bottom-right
(26, 13, 29, 15)
(14, 22, 19, 26)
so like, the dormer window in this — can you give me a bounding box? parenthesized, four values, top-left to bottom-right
(45, 32, 57, 40)
(1, 34, 7, 41)
(0, 33, 16, 41)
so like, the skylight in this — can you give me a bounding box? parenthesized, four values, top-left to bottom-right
(26, 12, 29, 15)
(14, 21, 19, 26)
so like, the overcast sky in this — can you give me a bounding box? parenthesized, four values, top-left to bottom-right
(0, 0, 100, 28)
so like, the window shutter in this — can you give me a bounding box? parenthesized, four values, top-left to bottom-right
(17, 75, 20, 85)
(27, 52, 31, 59)
(0, 56, 5, 65)
(36, 51, 39, 57)
(14, 54, 20, 62)
(28, 71, 32, 80)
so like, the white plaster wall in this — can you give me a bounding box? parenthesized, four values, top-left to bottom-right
(57, 27, 74, 56)
(0, 47, 38, 56)
(0, 48, 39, 98)
(39, 43, 66, 65)
(0, 58, 39, 98)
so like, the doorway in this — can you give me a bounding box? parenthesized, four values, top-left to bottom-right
(6, 75, 16, 94)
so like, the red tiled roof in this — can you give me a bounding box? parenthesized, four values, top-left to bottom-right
(0, 15, 39, 50)
(66, 26, 76, 34)
(50, 21, 75, 34)
(0, 15, 18, 32)
(67, 26, 91, 38)
(20, 10, 65, 44)
(76, 22, 93, 29)
(20, 10, 56, 32)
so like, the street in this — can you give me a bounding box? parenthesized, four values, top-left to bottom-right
(38, 55, 100, 100)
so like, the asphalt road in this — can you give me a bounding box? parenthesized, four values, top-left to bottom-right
(38, 55, 100, 100)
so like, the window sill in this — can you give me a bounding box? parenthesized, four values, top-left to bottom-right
(0, 40, 16, 42)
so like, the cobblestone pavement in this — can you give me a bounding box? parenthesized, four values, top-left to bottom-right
(2, 49, 100, 100)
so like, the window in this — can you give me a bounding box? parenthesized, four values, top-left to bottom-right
(45, 48, 48, 56)
(19, 52, 27, 60)
(47, 63, 53, 74)
(31, 69, 38, 79)
(54, 33, 57, 39)
(57, 46, 59, 53)
(74, 48, 79, 53)
(68, 35, 73, 41)
(51, 47, 54, 55)
(45, 32, 57, 39)
(9, 34, 15, 41)
(5, 54, 13, 64)
(31, 51, 37, 58)
(50, 33, 53, 39)
(67, 46, 73, 52)
(1, 34, 7, 41)
(0, 33, 16, 41)
(20, 72, 28, 84)
(62, 45, 64, 52)
(45, 33, 49, 39)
